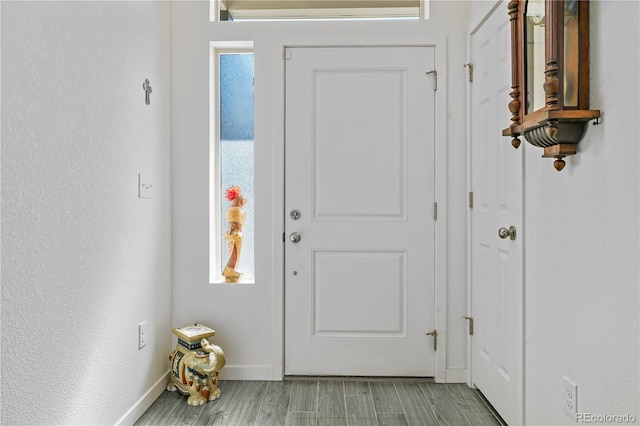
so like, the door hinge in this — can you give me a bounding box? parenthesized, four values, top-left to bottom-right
(469, 191, 474, 209)
(462, 316, 474, 335)
(282, 232, 286, 242)
(433, 202, 438, 221)
(426, 70, 438, 91)
(463, 63, 474, 82)
(426, 329, 438, 351)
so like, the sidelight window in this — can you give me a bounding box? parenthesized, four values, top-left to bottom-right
(210, 49, 255, 283)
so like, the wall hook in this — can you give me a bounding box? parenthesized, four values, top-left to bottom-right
(142, 78, 153, 105)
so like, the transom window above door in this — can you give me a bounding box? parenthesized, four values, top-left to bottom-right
(210, 0, 429, 21)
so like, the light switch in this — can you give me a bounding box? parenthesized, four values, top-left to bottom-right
(138, 174, 154, 199)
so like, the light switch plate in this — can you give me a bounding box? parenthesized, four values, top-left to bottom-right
(138, 174, 154, 199)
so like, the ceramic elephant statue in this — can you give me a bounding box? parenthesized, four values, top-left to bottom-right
(167, 337, 226, 406)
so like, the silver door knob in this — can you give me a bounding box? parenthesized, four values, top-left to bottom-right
(289, 232, 301, 243)
(498, 226, 517, 240)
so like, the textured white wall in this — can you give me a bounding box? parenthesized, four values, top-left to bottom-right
(523, 1, 640, 423)
(172, 0, 470, 381)
(1, 2, 173, 424)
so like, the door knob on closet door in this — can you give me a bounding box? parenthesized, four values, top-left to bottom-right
(498, 226, 517, 240)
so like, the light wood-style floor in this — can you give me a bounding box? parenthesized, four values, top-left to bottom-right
(135, 379, 504, 426)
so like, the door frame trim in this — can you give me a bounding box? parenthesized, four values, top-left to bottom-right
(278, 41, 448, 382)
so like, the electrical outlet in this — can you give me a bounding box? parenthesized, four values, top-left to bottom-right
(138, 321, 147, 350)
(563, 377, 577, 419)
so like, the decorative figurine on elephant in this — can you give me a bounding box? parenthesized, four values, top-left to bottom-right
(167, 324, 226, 406)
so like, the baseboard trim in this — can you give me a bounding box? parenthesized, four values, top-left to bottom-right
(285, 376, 435, 382)
(116, 370, 169, 426)
(445, 368, 467, 383)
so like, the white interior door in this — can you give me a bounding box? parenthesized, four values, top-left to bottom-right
(469, 4, 524, 425)
(284, 46, 436, 376)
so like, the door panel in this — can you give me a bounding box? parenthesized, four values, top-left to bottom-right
(470, 3, 524, 425)
(312, 250, 405, 337)
(312, 68, 406, 221)
(285, 46, 436, 376)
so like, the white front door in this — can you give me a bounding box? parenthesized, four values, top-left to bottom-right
(284, 46, 436, 376)
(469, 4, 524, 425)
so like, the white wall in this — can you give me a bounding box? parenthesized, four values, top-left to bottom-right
(172, 0, 470, 381)
(1, 2, 173, 424)
(523, 1, 640, 423)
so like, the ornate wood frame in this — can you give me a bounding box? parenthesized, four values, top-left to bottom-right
(502, 0, 601, 171)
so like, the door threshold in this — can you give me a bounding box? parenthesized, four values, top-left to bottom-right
(284, 375, 435, 383)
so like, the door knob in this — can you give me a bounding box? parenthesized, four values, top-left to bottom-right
(498, 226, 517, 240)
(289, 232, 301, 243)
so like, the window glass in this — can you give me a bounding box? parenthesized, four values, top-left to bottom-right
(214, 0, 425, 21)
(218, 52, 255, 282)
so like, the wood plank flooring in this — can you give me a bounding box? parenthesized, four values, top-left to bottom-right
(135, 379, 504, 426)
